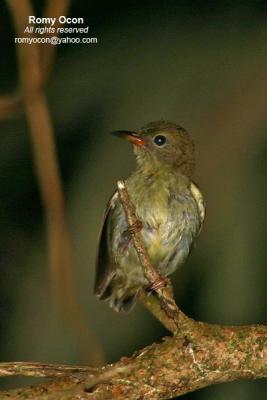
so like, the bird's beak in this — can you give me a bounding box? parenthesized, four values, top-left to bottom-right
(112, 130, 146, 147)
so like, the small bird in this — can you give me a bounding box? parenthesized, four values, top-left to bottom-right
(94, 120, 205, 312)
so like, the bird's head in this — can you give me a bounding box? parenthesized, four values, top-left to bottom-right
(112, 120, 195, 178)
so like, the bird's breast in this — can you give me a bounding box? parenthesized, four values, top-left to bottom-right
(127, 174, 171, 227)
(123, 172, 200, 273)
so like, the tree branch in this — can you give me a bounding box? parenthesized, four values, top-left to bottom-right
(0, 362, 94, 378)
(0, 321, 266, 399)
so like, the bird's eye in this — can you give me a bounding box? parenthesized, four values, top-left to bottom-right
(153, 135, 166, 146)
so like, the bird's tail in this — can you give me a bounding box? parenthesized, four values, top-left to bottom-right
(109, 291, 139, 312)
(95, 265, 140, 312)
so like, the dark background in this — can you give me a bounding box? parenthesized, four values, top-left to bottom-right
(0, 1, 267, 398)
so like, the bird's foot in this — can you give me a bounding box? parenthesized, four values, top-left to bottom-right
(128, 220, 143, 235)
(120, 220, 143, 252)
(149, 276, 170, 292)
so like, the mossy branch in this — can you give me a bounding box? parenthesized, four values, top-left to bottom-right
(0, 322, 266, 399)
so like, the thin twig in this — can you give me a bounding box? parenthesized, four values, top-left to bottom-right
(117, 180, 193, 334)
(0, 362, 94, 378)
(139, 290, 178, 333)
(83, 365, 133, 392)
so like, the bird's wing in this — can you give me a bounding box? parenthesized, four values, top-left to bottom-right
(189, 182, 206, 233)
(94, 191, 119, 299)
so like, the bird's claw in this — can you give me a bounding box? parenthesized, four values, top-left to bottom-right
(120, 220, 143, 252)
(149, 276, 170, 292)
(128, 220, 143, 235)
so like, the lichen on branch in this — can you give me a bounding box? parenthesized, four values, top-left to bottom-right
(0, 322, 266, 399)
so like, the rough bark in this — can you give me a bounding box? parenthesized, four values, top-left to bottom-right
(0, 321, 266, 399)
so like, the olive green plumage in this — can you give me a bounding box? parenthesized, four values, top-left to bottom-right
(95, 120, 205, 312)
